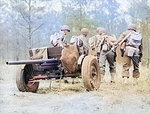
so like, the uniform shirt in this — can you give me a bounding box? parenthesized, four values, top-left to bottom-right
(89, 34, 99, 47)
(78, 35, 89, 48)
(72, 34, 89, 54)
(119, 30, 143, 53)
(57, 31, 65, 41)
(56, 31, 66, 47)
(121, 30, 131, 38)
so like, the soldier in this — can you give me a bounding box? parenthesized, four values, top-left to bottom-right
(51, 25, 70, 47)
(98, 28, 116, 83)
(70, 28, 89, 55)
(113, 24, 143, 83)
(89, 27, 102, 56)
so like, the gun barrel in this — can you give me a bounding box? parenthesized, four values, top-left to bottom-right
(6, 58, 60, 65)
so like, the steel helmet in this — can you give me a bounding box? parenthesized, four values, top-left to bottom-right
(128, 24, 137, 31)
(61, 25, 70, 32)
(96, 27, 102, 33)
(81, 28, 89, 35)
(98, 27, 107, 34)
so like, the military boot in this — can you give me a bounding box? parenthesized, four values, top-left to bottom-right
(132, 69, 139, 85)
(122, 69, 130, 78)
(133, 69, 140, 78)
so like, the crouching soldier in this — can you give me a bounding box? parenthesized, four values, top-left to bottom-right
(97, 28, 117, 83)
(50, 25, 70, 47)
(70, 28, 89, 55)
(113, 24, 143, 83)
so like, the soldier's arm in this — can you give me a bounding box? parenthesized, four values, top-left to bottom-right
(113, 34, 124, 46)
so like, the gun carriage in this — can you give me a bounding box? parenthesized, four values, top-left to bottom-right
(6, 45, 101, 92)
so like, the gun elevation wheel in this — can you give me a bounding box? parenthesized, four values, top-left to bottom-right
(16, 64, 39, 92)
(82, 55, 101, 91)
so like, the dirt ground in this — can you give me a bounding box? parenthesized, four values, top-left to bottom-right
(0, 63, 150, 114)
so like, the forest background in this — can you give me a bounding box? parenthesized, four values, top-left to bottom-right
(0, 0, 150, 67)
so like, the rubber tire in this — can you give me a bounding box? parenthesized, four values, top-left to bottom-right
(16, 65, 39, 93)
(82, 55, 101, 91)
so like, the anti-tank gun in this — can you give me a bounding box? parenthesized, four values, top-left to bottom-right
(6, 45, 101, 92)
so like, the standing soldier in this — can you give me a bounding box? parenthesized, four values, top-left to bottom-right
(98, 28, 117, 83)
(89, 27, 117, 83)
(50, 25, 70, 47)
(70, 28, 89, 55)
(113, 24, 143, 83)
(89, 27, 102, 57)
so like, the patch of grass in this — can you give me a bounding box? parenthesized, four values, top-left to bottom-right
(37, 79, 84, 94)
(62, 83, 84, 92)
(37, 88, 51, 94)
(135, 77, 150, 94)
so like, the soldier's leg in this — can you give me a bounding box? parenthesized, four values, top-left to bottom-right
(107, 51, 116, 83)
(131, 55, 140, 78)
(122, 56, 132, 78)
(99, 51, 107, 82)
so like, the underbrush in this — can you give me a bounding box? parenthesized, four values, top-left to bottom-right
(135, 66, 150, 94)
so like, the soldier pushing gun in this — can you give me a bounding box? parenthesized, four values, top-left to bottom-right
(89, 27, 117, 83)
(113, 24, 143, 83)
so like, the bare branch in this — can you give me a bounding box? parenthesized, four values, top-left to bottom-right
(12, 27, 30, 43)
(16, 20, 28, 29)
(31, 23, 43, 35)
(20, 11, 29, 23)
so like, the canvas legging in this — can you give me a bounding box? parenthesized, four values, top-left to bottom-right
(122, 55, 140, 78)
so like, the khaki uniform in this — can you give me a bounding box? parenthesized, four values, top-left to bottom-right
(99, 34, 116, 82)
(119, 30, 142, 78)
(89, 34, 104, 56)
(71, 35, 89, 55)
(53, 31, 66, 47)
(89, 34, 116, 82)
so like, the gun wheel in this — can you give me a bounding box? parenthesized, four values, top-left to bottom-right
(16, 64, 39, 92)
(82, 55, 101, 91)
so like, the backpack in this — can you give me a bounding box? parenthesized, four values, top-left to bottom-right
(50, 32, 59, 45)
(70, 35, 86, 47)
(70, 36, 79, 45)
(126, 32, 142, 48)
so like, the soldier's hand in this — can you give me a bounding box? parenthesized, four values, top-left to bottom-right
(113, 42, 118, 46)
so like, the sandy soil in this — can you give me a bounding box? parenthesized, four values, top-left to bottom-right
(0, 64, 150, 114)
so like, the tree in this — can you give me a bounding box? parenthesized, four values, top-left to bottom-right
(0, 0, 64, 61)
(61, 0, 97, 41)
(11, 0, 45, 49)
